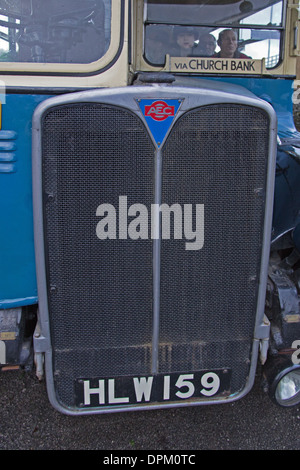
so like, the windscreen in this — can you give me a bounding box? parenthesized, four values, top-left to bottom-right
(144, 0, 284, 68)
(0, 0, 111, 63)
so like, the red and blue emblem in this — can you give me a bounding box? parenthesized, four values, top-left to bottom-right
(138, 99, 182, 147)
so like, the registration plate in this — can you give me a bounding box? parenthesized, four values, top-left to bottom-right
(75, 369, 231, 408)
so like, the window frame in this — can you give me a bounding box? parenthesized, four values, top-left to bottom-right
(0, 0, 123, 75)
(143, 0, 286, 70)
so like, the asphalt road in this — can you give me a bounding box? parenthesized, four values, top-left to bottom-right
(0, 367, 300, 451)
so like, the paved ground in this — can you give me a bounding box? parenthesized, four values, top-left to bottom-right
(0, 367, 300, 450)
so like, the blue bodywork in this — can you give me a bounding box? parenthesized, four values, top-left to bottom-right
(1, 76, 300, 309)
(0, 93, 50, 309)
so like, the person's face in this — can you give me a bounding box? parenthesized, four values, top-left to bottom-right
(177, 33, 195, 50)
(219, 30, 237, 57)
(202, 36, 216, 56)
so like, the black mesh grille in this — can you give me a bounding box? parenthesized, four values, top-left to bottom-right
(42, 104, 154, 407)
(160, 105, 269, 392)
(41, 101, 270, 409)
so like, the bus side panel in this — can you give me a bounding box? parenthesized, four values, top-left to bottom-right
(0, 93, 50, 309)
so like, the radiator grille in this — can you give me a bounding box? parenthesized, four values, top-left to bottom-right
(160, 105, 269, 392)
(40, 100, 270, 410)
(42, 104, 155, 406)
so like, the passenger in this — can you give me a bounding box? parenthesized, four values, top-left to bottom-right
(198, 33, 216, 57)
(171, 26, 199, 57)
(213, 29, 251, 59)
(145, 26, 170, 64)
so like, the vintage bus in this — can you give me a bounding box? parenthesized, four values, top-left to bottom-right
(0, 0, 300, 415)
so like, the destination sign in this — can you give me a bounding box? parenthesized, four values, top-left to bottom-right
(167, 56, 264, 74)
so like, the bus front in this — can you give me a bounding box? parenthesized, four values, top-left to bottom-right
(0, 0, 300, 414)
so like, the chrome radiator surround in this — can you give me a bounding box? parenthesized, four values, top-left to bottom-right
(32, 83, 277, 415)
